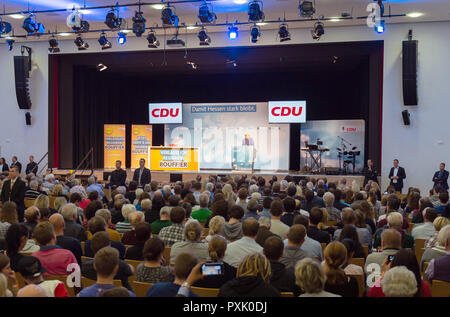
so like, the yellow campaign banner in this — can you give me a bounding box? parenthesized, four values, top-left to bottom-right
(149, 147, 199, 171)
(131, 125, 153, 168)
(104, 124, 126, 168)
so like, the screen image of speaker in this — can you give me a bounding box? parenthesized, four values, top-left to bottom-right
(402, 110, 411, 126)
(402, 40, 418, 106)
(14, 56, 32, 109)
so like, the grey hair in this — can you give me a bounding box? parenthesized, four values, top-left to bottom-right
(30, 180, 39, 190)
(205, 182, 214, 192)
(143, 184, 151, 192)
(96, 209, 112, 222)
(199, 194, 209, 208)
(249, 184, 259, 195)
(121, 204, 136, 220)
(323, 192, 335, 207)
(61, 203, 78, 221)
(381, 266, 417, 297)
(117, 186, 127, 195)
(280, 180, 288, 189)
(160, 206, 171, 217)
(88, 176, 96, 185)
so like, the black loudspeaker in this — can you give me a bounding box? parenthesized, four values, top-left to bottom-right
(402, 40, 418, 105)
(170, 174, 182, 182)
(14, 56, 32, 109)
(402, 110, 411, 125)
(25, 112, 31, 125)
(325, 167, 340, 175)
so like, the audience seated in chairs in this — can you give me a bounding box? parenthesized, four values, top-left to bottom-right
(84, 216, 126, 259)
(295, 258, 340, 297)
(125, 222, 152, 260)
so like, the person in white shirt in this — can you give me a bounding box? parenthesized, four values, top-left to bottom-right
(412, 208, 438, 240)
(223, 218, 263, 268)
(269, 200, 290, 239)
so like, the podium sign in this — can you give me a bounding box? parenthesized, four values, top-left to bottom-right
(149, 146, 199, 171)
(104, 124, 126, 168)
(131, 125, 152, 168)
(232, 145, 255, 171)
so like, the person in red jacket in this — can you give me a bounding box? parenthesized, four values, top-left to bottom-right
(17, 256, 69, 297)
(368, 249, 431, 297)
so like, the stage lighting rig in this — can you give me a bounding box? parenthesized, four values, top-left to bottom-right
(198, 2, 217, 24)
(67, 9, 90, 33)
(228, 26, 238, 39)
(299, 1, 315, 18)
(6, 39, 15, 51)
(311, 21, 324, 40)
(250, 25, 260, 43)
(74, 35, 89, 50)
(48, 36, 60, 53)
(22, 14, 45, 34)
(278, 23, 291, 42)
(248, 0, 264, 22)
(147, 29, 160, 48)
(161, 5, 179, 27)
(105, 8, 123, 30)
(118, 32, 127, 45)
(98, 32, 112, 50)
(132, 11, 146, 37)
(0, 20, 12, 35)
(198, 27, 211, 45)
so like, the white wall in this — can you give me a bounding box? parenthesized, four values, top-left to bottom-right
(0, 21, 449, 193)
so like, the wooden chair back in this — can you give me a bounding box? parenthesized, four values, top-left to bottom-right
(431, 280, 450, 297)
(163, 246, 171, 264)
(131, 281, 153, 297)
(80, 241, 85, 255)
(190, 286, 220, 297)
(81, 276, 122, 288)
(414, 239, 426, 262)
(125, 259, 143, 272)
(362, 245, 369, 257)
(16, 272, 26, 288)
(280, 292, 294, 297)
(81, 256, 93, 263)
(24, 198, 36, 208)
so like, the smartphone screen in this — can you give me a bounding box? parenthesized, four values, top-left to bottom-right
(387, 255, 395, 263)
(202, 263, 224, 276)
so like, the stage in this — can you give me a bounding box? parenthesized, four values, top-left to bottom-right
(50, 168, 365, 186)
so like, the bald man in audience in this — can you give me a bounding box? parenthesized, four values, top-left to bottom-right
(49, 213, 83, 265)
(280, 224, 310, 270)
(365, 229, 402, 275)
(17, 284, 47, 297)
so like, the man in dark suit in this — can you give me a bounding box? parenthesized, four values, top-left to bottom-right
(363, 159, 378, 186)
(388, 159, 406, 193)
(25, 155, 38, 176)
(109, 160, 127, 188)
(132, 158, 151, 187)
(10, 156, 22, 174)
(433, 162, 449, 190)
(1, 166, 26, 222)
(0, 157, 9, 173)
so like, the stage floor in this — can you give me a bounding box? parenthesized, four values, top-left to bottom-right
(51, 168, 365, 185)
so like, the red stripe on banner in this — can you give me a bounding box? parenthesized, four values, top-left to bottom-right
(53, 57, 59, 168)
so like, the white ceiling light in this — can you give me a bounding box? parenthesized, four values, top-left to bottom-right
(187, 26, 198, 30)
(59, 32, 71, 36)
(256, 22, 267, 26)
(8, 14, 25, 19)
(151, 4, 165, 10)
(407, 12, 424, 18)
(329, 18, 341, 22)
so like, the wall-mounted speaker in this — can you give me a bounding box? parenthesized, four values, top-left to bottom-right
(14, 56, 32, 109)
(170, 174, 182, 182)
(25, 112, 31, 125)
(402, 110, 410, 125)
(402, 39, 418, 105)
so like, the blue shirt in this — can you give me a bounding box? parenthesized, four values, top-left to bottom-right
(86, 183, 104, 199)
(259, 208, 271, 219)
(242, 211, 260, 221)
(435, 204, 448, 214)
(78, 283, 136, 297)
(146, 282, 199, 297)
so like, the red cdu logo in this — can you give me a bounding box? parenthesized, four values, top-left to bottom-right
(149, 103, 183, 124)
(268, 101, 306, 123)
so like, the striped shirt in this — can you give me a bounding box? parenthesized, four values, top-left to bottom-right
(116, 221, 133, 234)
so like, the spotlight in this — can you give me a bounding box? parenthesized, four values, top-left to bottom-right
(98, 32, 112, 50)
(105, 8, 123, 30)
(118, 32, 127, 45)
(250, 25, 260, 43)
(299, 1, 315, 18)
(0, 20, 12, 35)
(198, 3, 217, 24)
(48, 37, 60, 53)
(228, 26, 238, 39)
(248, 0, 264, 22)
(311, 21, 324, 40)
(198, 27, 211, 46)
(147, 29, 160, 48)
(22, 14, 45, 34)
(161, 5, 179, 27)
(6, 39, 15, 51)
(96, 64, 108, 72)
(375, 20, 385, 34)
(132, 11, 146, 37)
(74, 35, 89, 50)
(278, 23, 291, 42)
(67, 9, 90, 33)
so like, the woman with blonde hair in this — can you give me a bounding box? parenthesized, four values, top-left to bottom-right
(295, 258, 340, 297)
(222, 183, 237, 204)
(317, 208, 335, 237)
(425, 217, 450, 248)
(121, 211, 145, 245)
(323, 241, 359, 297)
(368, 189, 381, 218)
(421, 224, 450, 269)
(33, 194, 50, 210)
(170, 220, 209, 264)
(53, 197, 67, 213)
(51, 184, 68, 201)
(219, 253, 280, 297)
(203, 215, 225, 243)
(194, 236, 237, 288)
